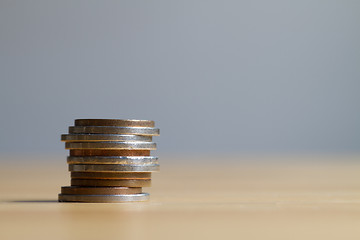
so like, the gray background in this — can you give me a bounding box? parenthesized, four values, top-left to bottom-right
(0, 0, 359, 156)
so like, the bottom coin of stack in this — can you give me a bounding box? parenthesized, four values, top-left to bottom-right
(58, 119, 160, 203)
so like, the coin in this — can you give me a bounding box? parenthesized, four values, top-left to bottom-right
(61, 186, 142, 195)
(69, 126, 160, 136)
(65, 142, 156, 150)
(71, 179, 151, 187)
(71, 172, 151, 179)
(61, 134, 152, 142)
(69, 164, 160, 172)
(58, 193, 150, 202)
(69, 149, 151, 156)
(67, 156, 158, 164)
(75, 119, 155, 127)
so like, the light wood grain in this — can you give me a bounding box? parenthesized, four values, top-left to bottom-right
(0, 154, 360, 240)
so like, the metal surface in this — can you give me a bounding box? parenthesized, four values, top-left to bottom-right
(67, 156, 158, 164)
(75, 119, 155, 127)
(71, 172, 151, 179)
(69, 126, 160, 136)
(65, 141, 156, 150)
(69, 149, 151, 156)
(59, 118, 160, 202)
(69, 164, 160, 172)
(71, 179, 151, 187)
(61, 186, 142, 195)
(61, 134, 152, 142)
(58, 193, 150, 202)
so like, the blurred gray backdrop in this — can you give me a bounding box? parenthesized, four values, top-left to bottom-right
(1, 0, 359, 155)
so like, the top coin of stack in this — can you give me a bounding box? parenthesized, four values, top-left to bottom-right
(58, 119, 160, 203)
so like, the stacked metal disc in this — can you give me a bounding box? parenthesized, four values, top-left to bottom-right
(58, 119, 159, 203)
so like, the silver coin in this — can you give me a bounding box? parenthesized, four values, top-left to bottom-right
(65, 142, 156, 150)
(69, 164, 160, 172)
(69, 126, 160, 136)
(61, 186, 142, 195)
(67, 156, 159, 165)
(61, 134, 152, 142)
(58, 193, 150, 202)
(71, 172, 151, 179)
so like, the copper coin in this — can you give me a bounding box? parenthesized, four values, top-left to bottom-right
(61, 186, 142, 195)
(75, 119, 155, 127)
(69, 149, 151, 156)
(61, 134, 152, 142)
(67, 156, 158, 165)
(58, 193, 150, 202)
(69, 164, 160, 172)
(71, 172, 151, 179)
(65, 142, 156, 150)
(71, 179, 151, 187)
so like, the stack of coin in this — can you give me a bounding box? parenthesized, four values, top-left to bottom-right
(58, 119, 160, 203)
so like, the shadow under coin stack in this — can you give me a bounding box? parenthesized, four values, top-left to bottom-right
(58, 119, 160, 203)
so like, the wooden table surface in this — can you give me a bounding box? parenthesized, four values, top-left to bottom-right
(0, 154, 359, 240)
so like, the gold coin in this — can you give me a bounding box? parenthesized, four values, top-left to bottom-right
(71, 179, 151, 187)
(61, 186, 142, 195)
(75, 119, 155, 127)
